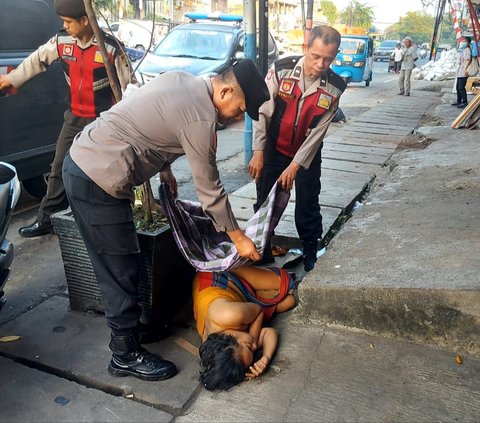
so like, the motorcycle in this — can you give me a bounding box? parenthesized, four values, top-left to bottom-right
(0, 162, 21, 311)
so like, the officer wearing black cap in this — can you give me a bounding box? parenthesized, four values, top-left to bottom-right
(0, 0, 132, 238)
(62, 58, 269, 383)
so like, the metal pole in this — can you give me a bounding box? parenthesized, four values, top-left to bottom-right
(243, 0, 256, 164)
(258, 0, 269, 77)
(304, 0, 313, 44)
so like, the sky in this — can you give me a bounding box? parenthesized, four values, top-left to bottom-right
(333, 0, 436, 30)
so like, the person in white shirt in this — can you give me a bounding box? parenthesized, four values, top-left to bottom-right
(393, 43, 403, 74)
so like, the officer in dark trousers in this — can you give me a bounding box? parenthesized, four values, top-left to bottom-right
(0, 0, 131, 238)
(63, 59, 268, 381)
(249, 25, 346, 272)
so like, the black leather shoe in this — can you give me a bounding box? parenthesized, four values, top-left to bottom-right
(457, 103, 467, 109)
(108, 333, 177, 381)
(397, 92, 404, 95)
(451, 102, 460, 106)
(108, 349, 177, 381)
(18, 221, 54, 238)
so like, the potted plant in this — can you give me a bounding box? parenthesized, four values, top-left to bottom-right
(51, 184, 195, 335)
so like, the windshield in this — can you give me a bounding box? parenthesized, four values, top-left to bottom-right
(339, 39, 366, 55)
(152, 28, 233, 60)
(380, 41, 398, 49)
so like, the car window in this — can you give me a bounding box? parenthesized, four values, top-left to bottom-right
(0, 0, 61, 51)
(380, 41, 398, 49)
(153, 28, 232, 60)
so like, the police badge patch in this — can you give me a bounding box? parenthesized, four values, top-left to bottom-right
(63, 44, 74, 56)
(279, 79, 295, 95)
(94, 50, 104, 64)
(317, 93, 332, 109)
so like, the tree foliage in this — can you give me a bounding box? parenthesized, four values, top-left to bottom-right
(385, 11, 456, 46)
(320, 1, 338, 25)
(338, 0, 374, 30)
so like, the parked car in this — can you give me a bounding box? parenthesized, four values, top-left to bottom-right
(0, 162, 21, 312)
(374, 39, 400, 62)
(137, 13, 279, 84)
(0, 0, 66, 198)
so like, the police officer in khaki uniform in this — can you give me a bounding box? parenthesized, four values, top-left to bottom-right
(249, 25, 346, 272)
(0, 0, 132, 238)
(62, 59, 270, 381)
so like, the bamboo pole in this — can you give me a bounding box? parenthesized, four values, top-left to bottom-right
(83, 0, 122, 102)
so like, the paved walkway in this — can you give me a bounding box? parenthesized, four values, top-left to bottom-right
(2, 87, 479, 422)
(229, 92, 439, 247)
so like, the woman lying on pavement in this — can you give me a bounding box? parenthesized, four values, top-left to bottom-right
(192, 265, 298, 391)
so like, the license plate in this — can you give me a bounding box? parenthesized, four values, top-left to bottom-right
(343, 55, 352, 62)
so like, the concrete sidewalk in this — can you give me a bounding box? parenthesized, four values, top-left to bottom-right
(1, 83, 479, 422)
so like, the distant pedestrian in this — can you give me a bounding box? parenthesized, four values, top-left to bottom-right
(398, 37, 418, 96)
(393, 42, 403, 73)
(452, 36, 472, 109)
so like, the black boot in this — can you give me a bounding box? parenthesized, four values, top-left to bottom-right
(18, 221, 54, 238)
(108, 331, 177, 381)
(303, 240, 318, 272)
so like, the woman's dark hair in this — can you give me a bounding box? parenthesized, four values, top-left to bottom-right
(199, 333, 246, 391)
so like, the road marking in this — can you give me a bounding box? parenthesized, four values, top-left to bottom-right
(383, 78, 397, 83)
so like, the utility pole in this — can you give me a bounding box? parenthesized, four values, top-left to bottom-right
(243, 0, 256, 164)
(258, 0, 269, 77)
(304, 0, 313, 44)
(430, 0, 447, 60)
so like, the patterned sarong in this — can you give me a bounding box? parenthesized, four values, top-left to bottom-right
(159, 182, 290, 271)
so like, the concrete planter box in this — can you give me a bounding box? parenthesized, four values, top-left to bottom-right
(51, 209, 195, 333)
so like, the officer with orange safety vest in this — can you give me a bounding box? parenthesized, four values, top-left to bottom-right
(0, 0, 132, 238)
(249, 25, 346, 272)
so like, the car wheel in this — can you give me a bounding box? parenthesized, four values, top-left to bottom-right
(22, 174, 48, 199)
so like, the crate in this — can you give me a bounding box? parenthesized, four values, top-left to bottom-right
(51, 209, 195, 331)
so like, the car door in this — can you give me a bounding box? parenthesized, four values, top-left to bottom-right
(0, 0, 66, 197)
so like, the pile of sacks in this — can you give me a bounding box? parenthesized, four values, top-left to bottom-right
(413, 48, 458, 81)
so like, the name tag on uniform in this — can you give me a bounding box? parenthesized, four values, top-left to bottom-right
(63, 44, 74, 56)
(317, 93, 332, 109)
(94, 50, 104, 64)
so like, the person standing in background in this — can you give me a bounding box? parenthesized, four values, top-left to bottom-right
(452, 36, 472, 109)
(398, 36, 418, 96)
(393, 42, 403, 74)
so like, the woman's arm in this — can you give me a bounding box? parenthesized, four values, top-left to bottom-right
(245, 327, 279, 379)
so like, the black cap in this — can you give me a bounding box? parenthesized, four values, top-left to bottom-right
(54, 0, 86, 19)
(232, 58, 270, 120)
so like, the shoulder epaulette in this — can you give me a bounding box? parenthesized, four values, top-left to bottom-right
(327, 68, 347, 93)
